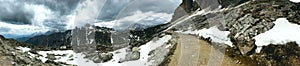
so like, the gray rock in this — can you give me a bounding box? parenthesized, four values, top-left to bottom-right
(99, 53, 113, 62)
(46, 54, 57, 60)
(127, 51, 140, 60)
(119, 51, 140, 63)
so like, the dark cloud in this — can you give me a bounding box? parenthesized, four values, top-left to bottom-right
(0, 0, 182, 38)
(0, 0, 81, 24)
(26, 0, 81, 15)
(0, 1, 34, 24)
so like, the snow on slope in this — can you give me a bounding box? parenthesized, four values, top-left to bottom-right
(37, 50, 77, 64)
(176, 26, 232, 47)
(15, 35, 172, 66)
(16, 46, 31, 52)
(254, 18, 300, 46)
(16, 46, 104, 65)
(101, 35, 172, 66)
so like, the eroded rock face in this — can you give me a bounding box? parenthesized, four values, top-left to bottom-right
(171, 0, 250, 22)
(195, 0, 220, 9)
(171, 0, 192, 22)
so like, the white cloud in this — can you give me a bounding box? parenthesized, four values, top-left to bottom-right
(67, 0, 106, 29)
(0, 21, 50, 38)
(94, 10, 173, 30)
(24, 3, 55, 27)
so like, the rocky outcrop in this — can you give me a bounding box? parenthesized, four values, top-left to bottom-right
(226, 42, 300, 66)
(173, 0, 300, 55)
(119, 47, 140, 63)
(151, 34, 178, 66)
(225, 0, 300, 55)
(171, 0, 250, 22)
(171, 0, 193, 22)
(129, 23, 169, 48)
(0, 35, 65, 66)
(98, 53, 113, 63)
(253, 42, 300, 66)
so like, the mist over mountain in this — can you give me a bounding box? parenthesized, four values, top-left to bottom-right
(0, 0, 180, 38)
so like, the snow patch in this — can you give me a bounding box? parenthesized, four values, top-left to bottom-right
(23, 35, 172, 66)
(16, 46, 31, 52)
(255, 46, 263, 53)
(254, 18, 300, 46)
(176, 26, 232, 47)
(290, 0, 300, 3)
(101, 35, 172, 66)
(139, 35, 172, 62)
(37, 50, 76, 64)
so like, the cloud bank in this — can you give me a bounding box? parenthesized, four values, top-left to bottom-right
(0, 0, 181, 38)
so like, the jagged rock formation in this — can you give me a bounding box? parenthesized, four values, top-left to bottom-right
(171, 0, 249, 21)
(26, 25, 114, 50)
(129, 23, 169, 48)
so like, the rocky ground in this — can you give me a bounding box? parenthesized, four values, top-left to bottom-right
(0, 35, 69, 66)
(165, 0, 300, 66)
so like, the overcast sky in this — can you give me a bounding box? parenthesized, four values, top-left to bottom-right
(0, 0, 181, 38)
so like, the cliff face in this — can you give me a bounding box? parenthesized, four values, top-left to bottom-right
(171, 0, 249, 22)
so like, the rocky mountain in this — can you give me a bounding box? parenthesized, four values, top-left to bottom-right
(171, 0, 249, 21)
(173, 0, 300, 55)
(0, 35, 71, 66)
(0, 0, 300, 66)
(169, 0, 300, 66)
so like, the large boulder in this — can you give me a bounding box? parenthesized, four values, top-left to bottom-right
(119, 47, 141, 63)
(99, 53, 113, 62)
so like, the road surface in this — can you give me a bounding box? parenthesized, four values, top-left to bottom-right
(169, 33, 244, 66)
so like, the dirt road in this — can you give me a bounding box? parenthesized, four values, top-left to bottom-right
(168, 33, 243, 66)
(177, 34, 201, 66)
